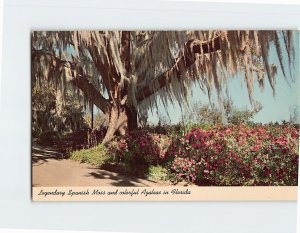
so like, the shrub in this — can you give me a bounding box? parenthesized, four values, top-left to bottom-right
(167, 124, 299, 186)
(147, 165, 169, 181)
(107, 130, 172, 175)
(73, 123, 298, 186)
(70, 144, 110, 166)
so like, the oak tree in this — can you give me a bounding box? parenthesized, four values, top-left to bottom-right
(31, 31, 295, 143)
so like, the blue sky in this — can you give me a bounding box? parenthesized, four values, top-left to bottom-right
(147, 31, 300, 124)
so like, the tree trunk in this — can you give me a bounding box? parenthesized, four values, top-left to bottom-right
(102, 31, 135, 144)
(102, 103, 138, 144)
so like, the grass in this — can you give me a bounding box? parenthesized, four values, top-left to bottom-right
(70, 144, 111, 166)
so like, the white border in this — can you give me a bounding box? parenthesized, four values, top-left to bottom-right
(0, 1, 299, 233)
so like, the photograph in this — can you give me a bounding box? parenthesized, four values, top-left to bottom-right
(31, 30, 299, 199)
(1, 0, 300, 231)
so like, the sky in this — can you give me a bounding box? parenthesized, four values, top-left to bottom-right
(147, 31, 300, 125)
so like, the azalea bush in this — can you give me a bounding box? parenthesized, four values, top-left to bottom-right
(107, 129, 172, 175)
(77, 123, 298, 185)
(167, 123, 299, 186)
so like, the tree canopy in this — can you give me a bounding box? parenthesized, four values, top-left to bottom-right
(31, 30, 295, 142)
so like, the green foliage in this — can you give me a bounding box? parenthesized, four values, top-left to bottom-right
(227, 108, 257, 125)
(183, 102, 223, 126)
(181, 100, 260, 132)
(32, 85, 58, 136)
(147, 165, 168, 181)
(70, 144, 110, 166)
(32, 83, 87, 138)
(59, 91, 87, 132)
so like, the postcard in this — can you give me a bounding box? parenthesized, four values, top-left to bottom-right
(31, 30, 299, 201)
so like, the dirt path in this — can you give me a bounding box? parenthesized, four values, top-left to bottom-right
(32, 144, 169, 187)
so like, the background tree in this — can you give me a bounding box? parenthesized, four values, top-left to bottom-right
(32, 81, 86, 137)
(182, 98, 261, 129)
(289, 105, 300, 125)
(31, 31, 295, 143)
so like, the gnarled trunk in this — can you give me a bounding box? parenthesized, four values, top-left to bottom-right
(102, 103, 137, 144)
(102, 31, 136, 144)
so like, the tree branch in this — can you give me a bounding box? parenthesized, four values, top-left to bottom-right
(120, 31, 131, 74)
(71, 75, 110, 113)
(32, 47, 110, 113)
(136, 36, 222, 102)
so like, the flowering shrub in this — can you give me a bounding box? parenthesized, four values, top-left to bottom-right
(107, 130, 172, 174)
(105, 123, 298, 185)
(167, 124, 299, 186)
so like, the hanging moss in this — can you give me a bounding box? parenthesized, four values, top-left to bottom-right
(32, 30, 295, 122)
